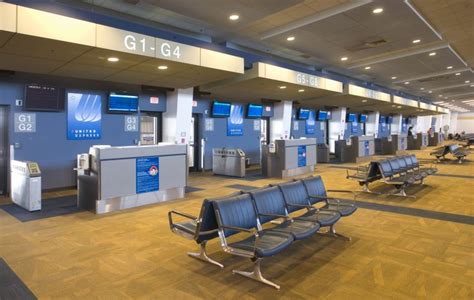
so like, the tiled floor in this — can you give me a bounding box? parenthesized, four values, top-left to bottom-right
(0, 147, 472, 299)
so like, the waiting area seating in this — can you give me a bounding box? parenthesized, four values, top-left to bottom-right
(168, 176, 357, 289)
(347, 154, 437, 197)
(430, 144, 470, 163)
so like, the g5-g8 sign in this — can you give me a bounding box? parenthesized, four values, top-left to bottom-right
(295, 73, 319, 88)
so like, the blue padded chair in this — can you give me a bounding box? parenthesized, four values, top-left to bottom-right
(213, 193, 294, 289)
(409, 155, 437, 175)
(377, 160, 416, 197)
(249, 186, 320, 240)
(301, 176, 357, 217)
(277, 180, 341, 231)
(346, 161, 382, 194)
(168, 198, 224, 268)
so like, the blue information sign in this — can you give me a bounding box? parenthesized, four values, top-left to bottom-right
(227, 104, 244, 136)
(298, 146, 307, 167)
(67, 93, 102, 140)
(305, 110, 316, 134)
(364, 141, 370, 156)
(351, 121, 358, 134)
(136, 157, 159, 194)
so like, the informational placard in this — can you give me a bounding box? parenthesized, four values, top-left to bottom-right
(227, 104, 244, 136)
(205, 118, 214, 131)
(364, 141, 370, 156)
(14, 113, 36, 133)
(124, 115, 138, 132)
(298, 145, 307, 167)
(293, 121, 299, 131)
(253, 120, 260, 131)
(136, 157, 159, 194)
(67, 93, 101, 140)
(351, 121, 358, 134)
(305, 110, 316, 134)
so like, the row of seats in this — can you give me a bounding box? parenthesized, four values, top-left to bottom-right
(168, 176, 357, 289)
(430, 144, 470, 163)
(347, 154, 437, 197)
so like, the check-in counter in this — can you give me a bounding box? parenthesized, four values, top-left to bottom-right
(392, 134, 408, 152)
(375, 136, 395, 155)
(407, 134, 419, 150)
(262, 138, 316, 178)
(335, 136, 374, 163)
(78, 144, 187, 214)
(428, 132, 442, 146)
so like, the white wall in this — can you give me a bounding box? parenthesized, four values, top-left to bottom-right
(328, 107, 346, 152)
(456, 112, 474, 134)
(366, 111, 379, 137)
(391, 114, 402, 134)
(416, 115, 432, 134)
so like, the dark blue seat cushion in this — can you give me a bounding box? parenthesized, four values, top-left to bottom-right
(228, 230, 293, 257)
(173, 220, 197, 236)
(278, 181, 312, 213)
(250, 186, 288, 224)
(295, 210, 340, 227)
(271, 219, 320, 240)
(213, 193, 259, 237)
(323, 203, 357, 217)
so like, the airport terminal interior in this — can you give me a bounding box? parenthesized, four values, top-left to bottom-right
(0, 0, 473, 299)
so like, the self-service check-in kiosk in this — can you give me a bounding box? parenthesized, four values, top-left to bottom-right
(317, 143, 330, 163)
(407, 134, 420, 150)
(429, 132, 443, 146)
(375, 136, 395, 155)
(212, 148, 246, 177)
(392, 134, 408, 154)
(10, 160, 41, 211)
(262, 138, 316, 178)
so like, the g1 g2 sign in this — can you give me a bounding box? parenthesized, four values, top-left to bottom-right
(227, 104, 244, 136)
(67, 93, 102, 140)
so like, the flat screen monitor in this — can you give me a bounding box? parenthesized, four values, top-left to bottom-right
(24, 84, 65, 111)
(247, 104, 263, 118)
(346, 113, 357, 122)
(387, 116, 393, 124)
(359, 114, 368, 123)
(212, 101, 231, 117)
(298, 108, 310, 120)
(108, 93, 139, 113)
(317, 110, 328, 121)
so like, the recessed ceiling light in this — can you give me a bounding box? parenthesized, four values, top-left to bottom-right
(298, 89, 305, 92)
(428, 91, 432, 93)
(404, 81, 410, 84)
(391, 76, 397, 80)
(446, 66, 453, 69)
(412, 39, 421, 44)
(465, 80, 470, 83)
(392, 105, 396, 107)
(229, 14, 239, 21)
(107, 57, 119, 62)
(420, 88, 425, 90)
(364, 66, 371, 70)
(471, 84, 474, 87)
(157, 65, 168, 70)
(372, 8, 383, 14)
(439, 94, 443, 97)
(455, 72, 461, 76)
(429, 52, 436, 56)
(279, 86, 287, 89)
(397, 105, 402, 108)
(287, 36, 295, 41)
(362, 99, 368, 102)
(340, 56, 348, 61)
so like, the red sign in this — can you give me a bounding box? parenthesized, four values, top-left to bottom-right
(150, 96, 159, 104)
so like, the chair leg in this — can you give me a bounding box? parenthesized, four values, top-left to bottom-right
(389, 186, 416, 198)
(361, 183, 380, 194)
(232, 258, 280, 290)
(187, 241, 224, 268)
(319, 224, 351, 241)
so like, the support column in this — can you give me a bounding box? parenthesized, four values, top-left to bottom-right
(270, 101, 292, 142)
(328, 107, 346, 153)
(391, 114, 402, 135)
(366, 112, 380, 137)
(162, 88, 193, 144)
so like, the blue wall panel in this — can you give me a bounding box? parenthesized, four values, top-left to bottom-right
(0, 81, 164, 190)
(344, 122, 364, 139)
(291, 120, 326, 144)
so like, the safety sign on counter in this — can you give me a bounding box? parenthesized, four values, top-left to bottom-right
(298, 145, 307, 167)
(136, 157, 159, 194)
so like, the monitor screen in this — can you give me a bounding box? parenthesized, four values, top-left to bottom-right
(24, 84, 65, 111)
(359, 114, 368, 123)
(298, 108, 310, 120)
(108, 93, 139, 113)
(317, 110, 328, 121)
(346, 113, 357, 122)
(247, 104, 263, 118)
(387, 116, 393, 124)
(212, 101, 231, 117)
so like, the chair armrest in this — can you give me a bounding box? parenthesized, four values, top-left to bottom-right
(258, 212, 291, 220)
(168, 210, 198, 231)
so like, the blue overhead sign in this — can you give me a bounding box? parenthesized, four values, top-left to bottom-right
(67, 93, 102, 140)
(227, 104, 244, 136)
(136, 157, 159, 194)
